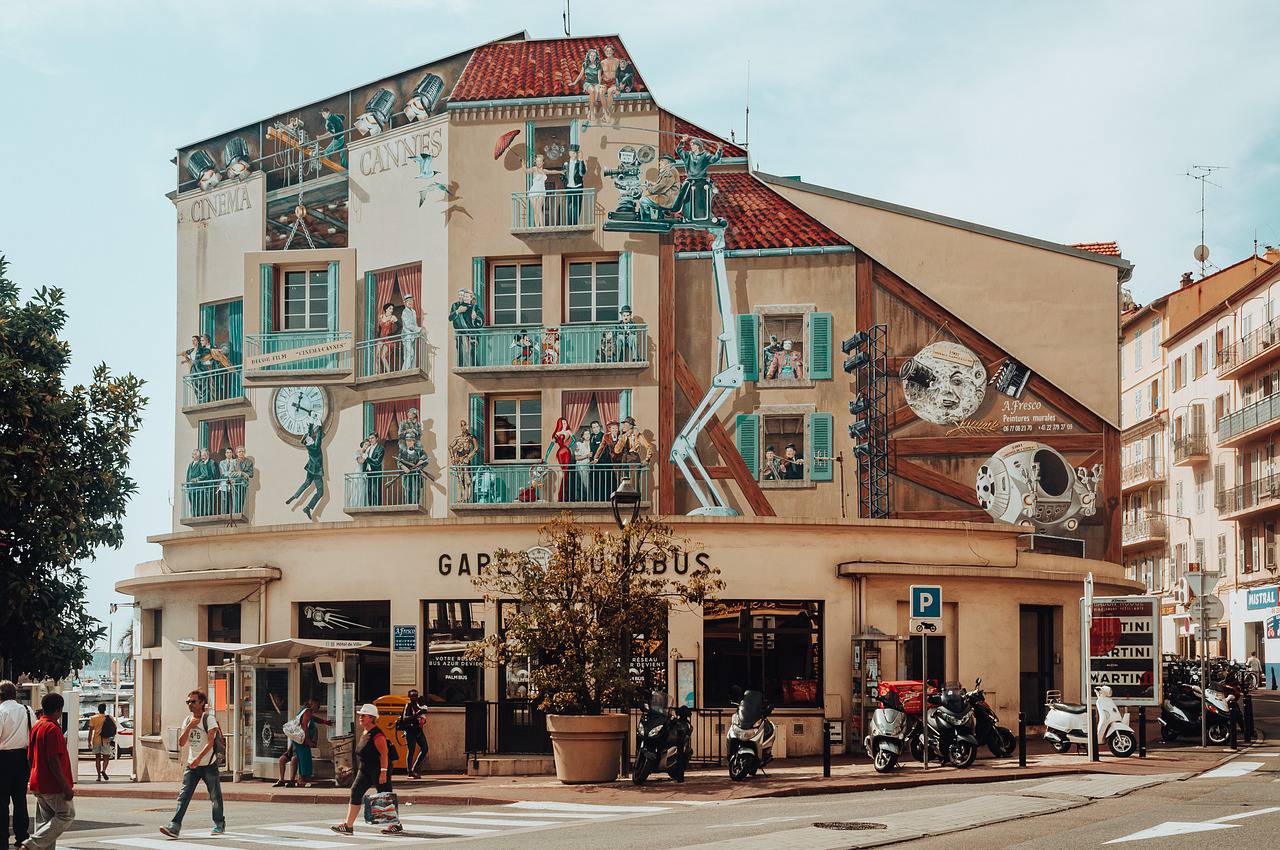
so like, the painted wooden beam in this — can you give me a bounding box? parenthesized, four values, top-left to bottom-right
(894, 457, 983, 508)
(893, 433, 1105, 456)
(894, 509, 994, 522)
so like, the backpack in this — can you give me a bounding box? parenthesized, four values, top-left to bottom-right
(101, 715, 117, 739)
(202, 713, 226, 758)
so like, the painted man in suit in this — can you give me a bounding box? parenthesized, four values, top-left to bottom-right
(285, 422, 326, 519)
(563, 145, 587, 225)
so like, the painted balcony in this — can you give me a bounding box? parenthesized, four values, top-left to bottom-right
(1217, 393, 1280, 449)
(180, 480, 249, 527)
(1172, 432, 1210, 466)
(181, 366, 247, 413)
(1120, 457, 1164, 493)
(448, 463, 650, 510)
(452, 323, 648, 374)
(244, 331, 353, 382)
(510, 189, 597, 236)
(1219, 474, 1280, 522)
(355, 332, 432, 385)
(1216, 320, 1280, 380)
(1121, 516, 1167, 552)
(343, 470, 431, 515)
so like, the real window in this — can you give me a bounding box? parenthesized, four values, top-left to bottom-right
(144, 608, 163, 649)
(423, 601, 485, 705)
(1193, 344, 1205, 379)
(703, 601, 823, 708)
(491, 262, 543, 327)
(146, 659, 163, 736)
(1218, 533, 1228, 574)
(566, 259, 620, 323)
(1134, 330, 1143, 369)
(282, 269, 330, 331)
(206, 604, 241, 667)
(1195, 538, 1205, 571)
(491, 396, 543, 462)
(1195, 470, 1206, 514)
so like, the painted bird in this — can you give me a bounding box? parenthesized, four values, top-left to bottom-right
(415, 152, 453, 206)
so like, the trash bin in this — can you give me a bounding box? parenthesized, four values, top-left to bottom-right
(330, 735, 355, 788)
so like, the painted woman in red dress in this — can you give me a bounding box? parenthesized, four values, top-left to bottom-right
(376, 302, 400, 373)
(542, 417, 575, 502)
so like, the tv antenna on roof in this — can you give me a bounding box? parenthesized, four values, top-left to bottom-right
(1184, 164, 1228, 279)
(563, 0, 571, 36)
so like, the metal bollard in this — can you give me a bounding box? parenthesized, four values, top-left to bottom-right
(1230, 706, 1239, 751)
(1090, 707, 1100, 761)
(822, 721, 831, 778)
(1138, 707, 1146, 758)
(1017, 712, 1026, 768)
(1245, 692, 1256, 742)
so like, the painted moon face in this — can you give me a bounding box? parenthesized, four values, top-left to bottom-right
(273, 386, 327, 437)
(900, 342, 987, 425)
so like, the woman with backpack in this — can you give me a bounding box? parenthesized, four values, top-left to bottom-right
(330, 704, 401, 836)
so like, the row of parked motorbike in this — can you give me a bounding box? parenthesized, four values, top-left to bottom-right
(1158, 657, 1253, 746)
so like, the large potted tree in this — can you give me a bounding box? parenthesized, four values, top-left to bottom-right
(469, 513, 720, 783)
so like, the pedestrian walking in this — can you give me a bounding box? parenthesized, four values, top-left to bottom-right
(159, 690, 224, 839)
(330, 705, 401, 836)
(1247, 651, 1264, 688)
(274, 697, 331, 788)
(398, 690, 428, 779)
(24, 692, 74, 850)
(87, 703, 117, 782)
(0, 681, 37, 850)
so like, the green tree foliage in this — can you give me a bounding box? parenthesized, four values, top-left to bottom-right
(0, 256, 147, 681)
(469, 514, 722, 715)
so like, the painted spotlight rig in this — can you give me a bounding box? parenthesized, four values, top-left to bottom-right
(843, 325, 891, 518)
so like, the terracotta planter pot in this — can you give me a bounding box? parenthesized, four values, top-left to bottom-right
(545, 713, 631, 784)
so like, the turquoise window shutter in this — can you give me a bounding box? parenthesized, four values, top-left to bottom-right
(364, 271, 376, 341)
(199, 304, 216, 341)
(227, 299, 243, 365)
(809, 412, 834, 481)
(735, 314, 759, 381)
(469, 394, 486, 464)
(198, 421, 209, 451)
(472, 257, 487, 312)
(620, 389, 633, 421)
(735, 414, 760, 479)
(808, 312, 833, 380)
(327, 261, 340, 331)
(362, 402, 374, 440)
(619, 251, 633, 311)
(259, 264, 274, 334)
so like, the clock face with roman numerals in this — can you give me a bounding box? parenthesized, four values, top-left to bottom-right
(271, 386, 329, 438)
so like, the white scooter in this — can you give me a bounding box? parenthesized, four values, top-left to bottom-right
(1044, 685, 1137, 758)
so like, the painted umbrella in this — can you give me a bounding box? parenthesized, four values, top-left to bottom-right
(494, 128, 521, 160)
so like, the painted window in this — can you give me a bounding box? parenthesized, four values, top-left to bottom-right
(282, 269, 330, 331)
(423, 600, 485, 705)
(735, 309, 833, 383)
(703, 600, 823, 707)
(566, 259, 620, 323)
(491, 262, 543, 327)
(736, 409, 834, 484)
(491, 395, 542, 462)
(759, 315, 806, 382)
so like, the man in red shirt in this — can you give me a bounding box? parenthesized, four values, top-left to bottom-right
(23, 693, 73, 850)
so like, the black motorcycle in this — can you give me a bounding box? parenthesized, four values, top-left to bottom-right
(910, 687, 979, 768)
(632, 690, 693, 785)
(968, 678, 1016, 758)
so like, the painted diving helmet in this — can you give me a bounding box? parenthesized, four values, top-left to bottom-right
(975, 440, 1100, 532)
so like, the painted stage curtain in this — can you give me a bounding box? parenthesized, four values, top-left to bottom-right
(226, 416, 245, 452)
(396, 264, 422, 319)
(562, 390, 621, 435)
(374, 398, 419, 441)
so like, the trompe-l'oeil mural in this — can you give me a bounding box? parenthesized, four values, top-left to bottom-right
(976, 441, 1100, 532)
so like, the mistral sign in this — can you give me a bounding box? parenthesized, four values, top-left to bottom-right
(1246, 586, 1279, 610)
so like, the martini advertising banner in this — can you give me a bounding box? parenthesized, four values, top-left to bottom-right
(1084, 596, 1160, 706)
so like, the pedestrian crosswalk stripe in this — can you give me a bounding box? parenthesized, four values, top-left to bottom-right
(262, 825, 417, 842)
(1200, 761, 1264, 779)
(186, 831, 351, 848)
(104, 838, 234, 850)
(355, 822, 495, 838)
(507, 800, 669, 814)
(461, 810, 605, 820)
(399, 815, 559, 827)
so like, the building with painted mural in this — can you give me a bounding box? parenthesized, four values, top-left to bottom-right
(122, 31, 1138, 782)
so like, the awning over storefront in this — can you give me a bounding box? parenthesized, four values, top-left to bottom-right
(179, 637, 371, 659)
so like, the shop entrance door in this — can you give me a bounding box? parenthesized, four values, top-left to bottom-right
(903, 636, 945, 687)
(497, 658, 549, 754)
(1019, 605, 1057, 724)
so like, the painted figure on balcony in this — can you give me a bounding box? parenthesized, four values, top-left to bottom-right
(285, 422, 326, 520)
(563, 145, 587, 225)
(639, 155, 681, 218)
(619, 306, 640, 362)
(397, 408, 422, 455)
(599, 44, 626, 126)
(376, 303, 400, 374)
(200, 447, 218, 482)
(596, 330, 617, 363)
(595, 421, 620, 500)
(542, 327, 561, 365)
(670, 136, 723, 221)
(615, 417, 653, 467)
(361, 433, 384, 506)
(230, 446, 254, 513)
(397, 436, 428, 505)
(185, 448, 207, 516)
(511, 330, 537, 366)
(218, 448, 239, 513)
(351, 441, 371, 508)
(572, 49, 604, 125)
(762, 446, 783, 482)
(449, 421, 480, 503)
(524, 153, 551, 227)
(571, 432, 594, 502)
(319, 107, 347, 168)
(449, 289, 484, 366)
(201, 334, 233, 370)
(400, 293, 420, 370)
(766, 339, 803, 380)
(543, 417, 576, 502)
(180, 335, 210, 402)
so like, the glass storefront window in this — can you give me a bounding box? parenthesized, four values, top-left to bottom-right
(498, 602, 535, 701)
(297, 601, 391, 701)
(424, 601, 485, 705)
(253, 666, 290, 760)
(703, 600, 823, 708)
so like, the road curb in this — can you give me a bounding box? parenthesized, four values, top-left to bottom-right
(72, 786, 514, 807)
(741, 766, 1086, 800)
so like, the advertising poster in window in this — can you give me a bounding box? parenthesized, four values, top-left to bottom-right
(253, 667, 290, 760)
(1085, 596, 1160, 706)
(630, 632, 668, 694)
(425, 601, 485, 704)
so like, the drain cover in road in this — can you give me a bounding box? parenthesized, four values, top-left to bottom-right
(813, 822, 888, 830)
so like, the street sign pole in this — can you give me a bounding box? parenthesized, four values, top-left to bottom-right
(922, 632, 929, 771)
(1084, 573, 1095, 762)
(1200, 600, 1208, 748)
(909, 585, 941, 771)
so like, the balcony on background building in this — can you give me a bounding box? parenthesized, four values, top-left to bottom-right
(179, 480, 250, 527)
(355, 332, 432, 385)
(343, 470, 430, 515)
(1217, 393, 1280, 448)
(452, 323, 649, 374)
(181, 366, 247, 414)
(1219, 474, 1280, 522)
(1216, 320, 1280, 380)
(448, 463, 650, 510)
(510, 189, 597, 236)
(1121, 516, 1167, 552)
(1120, 456, 1164, 492)
(1172, 432, 1210, 466)
(244, 331, 353, 383)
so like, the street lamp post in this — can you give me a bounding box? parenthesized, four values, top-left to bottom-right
(610, 474, 642, 768)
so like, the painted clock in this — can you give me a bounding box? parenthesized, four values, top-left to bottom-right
(271, 386, 330, 439)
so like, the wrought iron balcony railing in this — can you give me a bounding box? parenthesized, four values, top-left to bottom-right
(511, 188, 597, 234)
(1219, 473, 1280, 518)
(1121, 516, 1167, 548)
(448, 463, 649, 508)
(355, 332, 431, 382)
(1172, 432, 1209, 465)
(181, 366, 245, 410)
(180, 479, 250, 525)
(1120, 456, 1164, 489)
(344, 469, 431, 513)
(1216, 319, 1280, 377)
(244, 331, 352, 373)
(453, 322, 648, 371)
(1217, 392, 1280, 443)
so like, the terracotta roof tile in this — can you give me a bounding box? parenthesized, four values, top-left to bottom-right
(673, 172, 851, 253)
(1071, 241, 1121, 257)
(451, 36, 647, 102)
(669, 114, 747, 159)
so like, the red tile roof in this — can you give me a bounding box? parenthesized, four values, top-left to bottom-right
(450, 36, 648, 102)
(1071, 241, 1121, 257)
(673, 172, 851, 253)
(669, 114, 747, 159)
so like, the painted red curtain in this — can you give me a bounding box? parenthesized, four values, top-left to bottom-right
(562, 390, 621, 435)
(395, 263, 422, 317)
(205, 416, 245, 459)
(226, 416, 246, 452)
(374, 269, 399, 327)
(596, 390, 620, 431)
(374, 397, 419, 441)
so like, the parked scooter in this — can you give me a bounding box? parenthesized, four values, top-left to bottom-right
(911, 686, 979, 768)
(1044, 685, 1137, 757)
(1160, 683, 1233, 745)
(726, 690, 775, 781)
(968, 678, 1016, 758)
(632, 690, 693, 785)
(864, 688, 909, 773)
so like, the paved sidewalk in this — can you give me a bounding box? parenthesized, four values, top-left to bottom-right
(73, 742, 1241, 807)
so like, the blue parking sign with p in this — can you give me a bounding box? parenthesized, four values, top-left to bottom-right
(910, 585, 942, 620)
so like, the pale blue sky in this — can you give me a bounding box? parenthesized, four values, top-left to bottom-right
(2, 1, 1276, 647)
